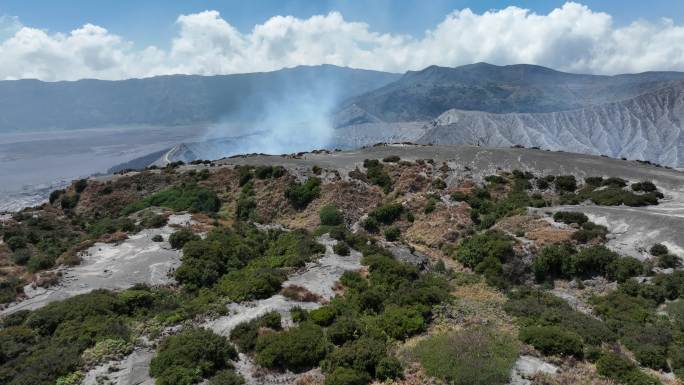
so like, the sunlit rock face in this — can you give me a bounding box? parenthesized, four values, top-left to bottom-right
(419, 84, 684, 167)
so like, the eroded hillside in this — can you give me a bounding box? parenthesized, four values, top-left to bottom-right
(1, 144, 684, 385)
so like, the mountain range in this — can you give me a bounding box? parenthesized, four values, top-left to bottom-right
(333, 63, 684, 167)
(0, 65, 400, 132)
(2, 62, 684, 167)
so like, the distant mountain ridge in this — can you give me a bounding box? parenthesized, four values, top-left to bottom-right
(417, 83, 684, 167)
(332, 62, 684, 167)
(334, 62, 684, 126)
(0, 65, 401, 132)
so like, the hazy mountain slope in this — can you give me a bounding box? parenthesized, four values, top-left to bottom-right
(335, 62, 684, 126)
(418, 83, 684, 167)
(0, 65, 400, 132)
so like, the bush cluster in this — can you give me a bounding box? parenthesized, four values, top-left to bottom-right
(149, 328, 238, 385)
(519, 325, 583, 357)
(230, 312, 281, 352)
(285, 178, 321, 209)
(454, 231, 516, 287)
(363, 159, 392, 193)
(175, 226, 322, 291)
(532, 244, 644, 283)
(415, 327, 518, 385)
(320, 205, 344, 226)
(552, 211, 588, 225)
(123, 184, 220, 215)
(169, 229, 200, 249)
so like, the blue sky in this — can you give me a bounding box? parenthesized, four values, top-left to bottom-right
(1, 1, 684, 80)
(2, 0, 682, 48)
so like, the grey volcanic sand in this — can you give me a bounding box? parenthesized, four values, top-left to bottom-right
(218, 144, 684, 190)
(81, 235, 362, 385)
(538, 194, 684, 260)
(0, 214, 192, 316)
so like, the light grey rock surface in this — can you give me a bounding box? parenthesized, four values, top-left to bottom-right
(0, 214, 192, 315)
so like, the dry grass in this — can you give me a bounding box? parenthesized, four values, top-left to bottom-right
(281, 285, 322, 303)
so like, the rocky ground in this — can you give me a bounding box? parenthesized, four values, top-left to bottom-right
(2, 143, 684, 385)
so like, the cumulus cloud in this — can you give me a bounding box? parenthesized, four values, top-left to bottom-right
(2, 2, 684, 80)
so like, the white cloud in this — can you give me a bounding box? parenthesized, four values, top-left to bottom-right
(2, 2, 684, 80)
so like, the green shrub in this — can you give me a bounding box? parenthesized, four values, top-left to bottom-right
(0, 276, 24, 303)
(519, 326, 583, 357)
(310, 306, 337, 326)
(363, 159, 392, 193)
(5, 236, 27, 251)
(334, 242, 351, 256)
(573, 245, 619, 278)
(255, 322, 330, 372)
(327, 317, 362, 345)
(590, 187, 659, 207)
(415, 327, 518, 385)
(554, 175, 577, 192)
(49, 189, 65, 204)
(291, 306, 309, 323)
(505, 289, 616, 347)
(632, 181, 657, 192)
(361, 217, 379, 233)
(152, 234, 163, 242)
(74, 179, 88, 193)
(602, 177, 627, 188)
(285, 178, 321, 209)
(235, 182, 257, 221)
(81, 338, 133, 366)
(322, 337, 390, 379)
(650, 244, 668, 256)
(149, 328, 237, 385)
(207, 370, 245, 385)
(383, 226, 400, 242)
(230, 311, 281, 352)
(218, 268, 287, 302)
(585, 176, 604, 187)
(169, 229, 200, 249)
(123, 184, 220, 214)
(60, 194, 80, 210)
(140, 212, 167, 228)
(320, 205, 344, 226)
(55, 372, 84, 385)
(236, 166, 253, 186)
(424, 198, 437, 214)
(596, 352, 660, 385)
(657, 253, 681, 269)
(27, 254, 55, 273)
(607, 256, 644, 282)
(368, 203, 403, 225)
(532, 243, 576, 281)
(572, 222, 608, 243)
(254, 165, 275, 179)
(455, 231, 514, 269)
(325, 367, 371, 385)
(382, 155, 400, 163)
(552, 211, 588, 225)
(377, 305, 424, 339)
(431, 179, 447, 190)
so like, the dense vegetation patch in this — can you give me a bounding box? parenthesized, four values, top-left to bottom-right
(123, 183, 220, 214)
(175, 225, 323, 291)
(149, 328, 239, 385)
(285, 177, 321, 209)
(0, 286, 224, 385)
(415, 326, 518, 385)
(363, 159, 392, 193)
(532, 244, 645, 283)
